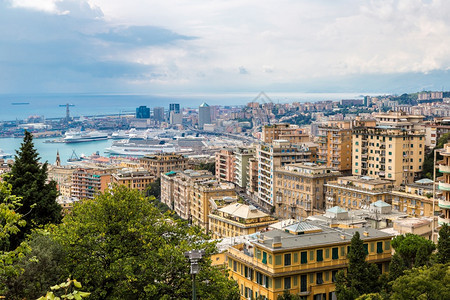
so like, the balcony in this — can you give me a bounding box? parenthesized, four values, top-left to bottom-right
(439, 182, 450, 192)
(439, 165, 450, 173)
(438, 216, 450, 226)
(439, 199, 450, 209)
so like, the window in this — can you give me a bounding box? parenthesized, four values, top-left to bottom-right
(310, 250, 315, 261)
(332, 270, 338, 282)
(340, 247, 345, 257)
(325, 248, 330, 259)
(284, 253, 291, 266)
(300, 275, 308, 292)
(275, 254, 282, 265)
(275, 278, 282, 289)
(316, 272, 324, 284)
(284, 277, 291, 289)
(317, 249, 323, 262)
(301, 251, 308, 264)
(377, 242, 383, 253)
(332, 247, 339, 259)
(363, 244, 368, 254)
(262, 251, 267, 264)
(385, 241, 391, 251)
(370, 243, 374, 253)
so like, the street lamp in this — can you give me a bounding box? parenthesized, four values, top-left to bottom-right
(184, 249, 206, 300)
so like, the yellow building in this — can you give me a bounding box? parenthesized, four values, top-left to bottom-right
(390, 178, 440, 218)
(352, 126, 425, 185)
(274, 163, 341, 220)
(226, 222, 392, 300)
(325, 176, 393, 210)
(190, 180, 237, 231)
(48, 165, 77, 197)
(209, 203, 277, 239)
(262, 123, 309, 144)
(139, 153, 188, 178)
(438, 142, 450, 225)
(111, 169, 156, 193)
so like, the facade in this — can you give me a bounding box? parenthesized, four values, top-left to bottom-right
(136, 106, 150, 118)
(190, 180, 236, 231)
(246, 157, 258, 195)
(169, 103, 180, 114)
(262, 124, 309, 144)
(216, 148, 235, 182)
(438, 143, 450, 225)
(199, 102, 211, 129)
(234, 147, 255, 189)
(425, 118, 450, 148)
(226, 222, 392, 300)
(139, 153, 188, 178)
(48, 165, 77, 197)
(111, 169, 156, 193)
(373, 111, 424, 130)
(208, 203, 277, 239)
(161, 170, 214, 219)
(352, 126, 425, 185)
(390, 179, 440, 218)
(325, 176, 393, 210)
(71, 168, 112, 200)
(274, 163, 341, 220)
(153, 107, 165, 122)
(317, 121, 353, 172)
(257, 140, 317, 210)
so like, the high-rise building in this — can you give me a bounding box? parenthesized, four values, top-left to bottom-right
(139, 153, 188, 178)
(198, 102, 211, 129)
(136, 106, 150, 119)
(438, 143, 450, 226)
(215, 148, 235, 182)
(226, 222, 392, 300)
(318, 121, 353, 173)
(169, 103, 180, 114)
(153, 107, 165, 122)
(274, 163, 340, 220)
(71, 168, 112, 200)
(262, 123, 309, 144)
(234, 147, 255, 189)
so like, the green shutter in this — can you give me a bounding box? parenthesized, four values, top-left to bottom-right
(325, 248, 330, 259)
(275, 278, 282, 289)
(293, 252, 298, 263)
(309, 250, 314, 261)
(377, 242, 383, 253)
(275, 254, 282, 265)
(363, 244, 368, 254)
(332, 247, 339, 259)
(317, 249, 323, 262)
(385, 240, 391, 251)
(262, 251, 267, 264)
(301, 251, 308, 264)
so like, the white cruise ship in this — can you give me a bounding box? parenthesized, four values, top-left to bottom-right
(105, 138, 177, 157)
(64, 130, 108, 143)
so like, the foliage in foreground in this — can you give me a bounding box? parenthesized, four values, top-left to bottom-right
(37, 278, 90, 300)
(53, 185, 239, 300)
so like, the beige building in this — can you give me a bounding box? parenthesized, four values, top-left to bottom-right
(352, 126, 425, 185)
(392, 218, 434, 240)
(317, 121, 353, 172)
(160, 169, 214, 219)
(111, 169, 156, 193)
(262, 123, 309, 144)
(438, 143, 450, 225)
(215, 148, 235, 182)
(139, 153, 188, 178)
(373, 111, 424, 130)
(48, 165, 77, 197)
(190, 180, 236, 231)
(234, 147, 255, 189)
(274, 163, 340, 220)
(325, 176, 393, 210)
(257, 140, 317, 210)
(390, 178, 440, 218)
(209, 203, 277, 239)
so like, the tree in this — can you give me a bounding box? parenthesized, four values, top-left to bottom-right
(391, 234, 435, 270)
(422, 132, 450, 178)
(4, 231, 68, 299)
(391, 264, 450, 300)
(335, 232, 380, 300)
(276, 290, 304, 299)
(0, 179, 31, 294)
(145, 177, 161, 199)
(194, 162, 215, 175)
(5, 131, 61, 245)
(436, 223, 450, 264)
(53, 185, 239, 299)
(355, 293, 383, 300)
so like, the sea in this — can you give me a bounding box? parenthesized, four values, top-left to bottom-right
(0, 92, 382, 165)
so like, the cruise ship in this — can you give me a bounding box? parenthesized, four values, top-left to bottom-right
(105, 138, 177, 157)
(64, 130, 108, 143)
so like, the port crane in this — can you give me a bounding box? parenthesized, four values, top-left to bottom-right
(59, 103, 75, 122)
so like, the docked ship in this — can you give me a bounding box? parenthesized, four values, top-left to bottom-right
(0, 149, 12, 159)
(64, 130, 108, 143)
(105, 138, 177, 157)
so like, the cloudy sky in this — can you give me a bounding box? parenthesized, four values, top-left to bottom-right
(1, 0, 450, 95)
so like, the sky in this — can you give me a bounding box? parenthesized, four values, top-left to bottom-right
(1, 0, 450, 95)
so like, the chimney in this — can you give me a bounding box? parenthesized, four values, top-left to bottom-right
(363, 231, 369, 237)
(340, 234, 346, 240)
(272, 236, 282, 248)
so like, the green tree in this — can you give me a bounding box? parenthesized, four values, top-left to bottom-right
(391, 234, 435, 269)
(422, 132, 450, 178)
(145, 177, 161, 199)
(53, 185, 239, 300)
(335, 232, 380, 299)
(276, 290, 303, 299)
(5, 131, 61, 245)
(356, 293, 383, 300)
(391, 264, 450, 300)
(436, 223, 450, 264)
(194, 162, 216, 175)
(4, 231, 68, 299)
(0, 179, 31, 294)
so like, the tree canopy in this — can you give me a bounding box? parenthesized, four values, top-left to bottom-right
(436, 223, 450, 264)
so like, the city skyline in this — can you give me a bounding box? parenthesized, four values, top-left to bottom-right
(2, 0, 450, 95)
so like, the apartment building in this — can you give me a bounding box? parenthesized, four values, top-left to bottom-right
(190, 180, 236, 231)
(274, 163, 340, 220)
(425, 118, 450, 148)
(234, 147, 255, 189)
(216, 149, 235, 182)
(257, 140, 317, 210)
(111, 169, 156, 193)
(139, 153, 188, 177)
(438, 143, 450, 225)
(208, 203, 277, 239)
(246, 157, 258, 195)
(262, 123, 309, 144)
(325, 176, 393, 210)
(160, 169, 214, 219)
(48, 165, 77, 197)
(390, 178, 440, 218)
(373, 111, 424, 130)
(226, 222, 392, 300)
(317, 121, 353, 173)
(352, 126, 425, 185)
(71, 168, 112, 200)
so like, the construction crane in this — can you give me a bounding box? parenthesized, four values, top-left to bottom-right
(59, 103, 75, 122)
